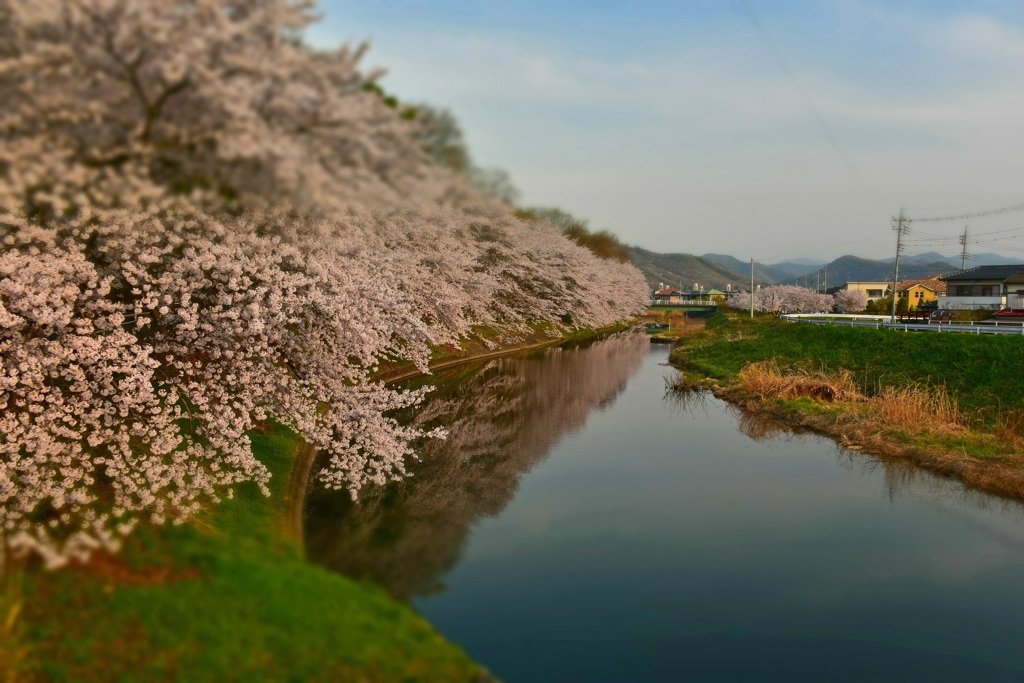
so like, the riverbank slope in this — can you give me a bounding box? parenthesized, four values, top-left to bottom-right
(15, 426, 487, 682)
(669, 313, 1024, 500)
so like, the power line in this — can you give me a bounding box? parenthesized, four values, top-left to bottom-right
(906, 201, 1024, 223)
(905, 227, 961, 240)
(969, 224, 1024, 238)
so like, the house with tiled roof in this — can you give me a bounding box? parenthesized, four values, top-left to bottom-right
(938, 265, 1024, 310)
(652, 288, 685, 305)
(894, 278, 946, 309)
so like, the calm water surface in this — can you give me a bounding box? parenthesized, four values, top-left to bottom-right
(306, 335, 1024, 681)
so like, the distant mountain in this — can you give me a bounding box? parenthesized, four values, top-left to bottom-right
(628, 247, 749, 291)
(630, 247, 965, 294)
(701, 253, 793, 284)
(779, 257, 829, 268)
(882, 251, 1020, 268)
(879, 251, 952, 265)
(820, 255, 958, 286)
(768, 261, 825, 279)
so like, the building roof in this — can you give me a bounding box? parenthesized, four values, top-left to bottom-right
(654, 288, 683, 295)
(939, 264, 1024, 282)
(1004, 272, 1024, 285)
(895, 278, 947, 293)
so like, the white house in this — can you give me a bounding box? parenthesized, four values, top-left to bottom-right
(938, 265, 1024, 310)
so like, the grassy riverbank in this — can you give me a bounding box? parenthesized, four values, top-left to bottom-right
(12, 425, 486, 682)
(669, 313, 1024, 498)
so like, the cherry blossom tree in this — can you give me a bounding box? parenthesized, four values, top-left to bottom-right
(727, 286, 833, 314)
(833, 289, 867, 313)
(0, 0, 441, 218)
(0, 1, 649, 566)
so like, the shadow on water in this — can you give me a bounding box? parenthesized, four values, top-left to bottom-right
(303, 332, 650, 600)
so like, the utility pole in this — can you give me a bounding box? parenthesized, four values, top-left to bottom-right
(823, 268, 827, 292)
(750, 258, 755, 319)
(816, 270, 820, 293)
(890, 209, 906, 321)
(959, 226, 969, 270)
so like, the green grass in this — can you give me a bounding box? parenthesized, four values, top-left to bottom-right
(672, 315, 1024, 422)
(703, 311, 730, 329)
(774, 396, 844, 417)
(21, 427, 484, 682)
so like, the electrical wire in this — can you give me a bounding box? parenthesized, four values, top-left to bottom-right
(906, 202, 1024, 223)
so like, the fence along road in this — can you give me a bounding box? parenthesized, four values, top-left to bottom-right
(780, 313, 1024, 336)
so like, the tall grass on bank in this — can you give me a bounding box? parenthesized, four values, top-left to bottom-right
(731, 360, 966, 436)
(737, 360, 860, 403)
(670, 315, 1024, 426)
(995, 409, 1024, 450)
(875, 384, 962, 434)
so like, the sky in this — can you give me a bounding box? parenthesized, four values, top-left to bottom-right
(309, 1, 1024, 265)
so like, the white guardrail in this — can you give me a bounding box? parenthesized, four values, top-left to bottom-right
(780, 313, 1024, 335)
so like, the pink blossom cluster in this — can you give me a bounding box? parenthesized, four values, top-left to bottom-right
(833, 289, 868, 313)
(0, 198, 647, 566)
(0, 0, 444, 217)
(0, 1, 649, 567)
(727, 285, 836, 315)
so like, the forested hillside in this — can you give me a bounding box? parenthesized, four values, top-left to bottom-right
(820, 255, 957, 285)
(701, 253, 792, 284)
(627, 246, 749, 290)
(630, 248, 962, 292)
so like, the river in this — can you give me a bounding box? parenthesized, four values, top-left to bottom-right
(305, 334, 1024, 681)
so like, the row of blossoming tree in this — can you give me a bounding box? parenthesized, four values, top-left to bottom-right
(726, 286, 868, 315)
(0, 0, 649, 567)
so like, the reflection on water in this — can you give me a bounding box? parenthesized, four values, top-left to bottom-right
(304, 332, 649, 599)
(732, 406, 808, 441)
(668, 383, 1024, 522)
(664, 383, 815, 442)
(306, 342, 1024, 682)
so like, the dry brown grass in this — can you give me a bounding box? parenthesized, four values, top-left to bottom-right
(995, 408, 1024, 448)
(736, 359, 965, 435)
(875, 384, 964, 435)
(738, 360, 860, 402)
